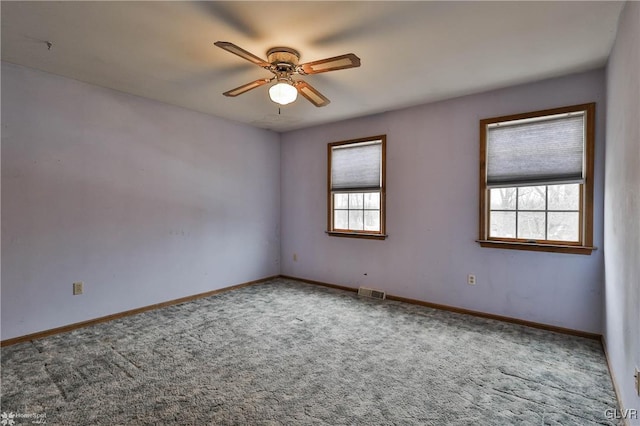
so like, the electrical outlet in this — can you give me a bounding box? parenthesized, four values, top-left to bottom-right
(293, 253, 297, 262)
(73, 282, 83, 295)
(467, 274, 476, 285)
(635, 367, 639, 396)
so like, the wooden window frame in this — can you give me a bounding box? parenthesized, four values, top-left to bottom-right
(477, 103, 596, 255)
(327, 135, 387, 240)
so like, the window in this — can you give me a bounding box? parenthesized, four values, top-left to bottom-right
(478, 103, 595, 254)
(327, 135, 386, 239)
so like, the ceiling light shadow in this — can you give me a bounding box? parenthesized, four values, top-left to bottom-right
(192, 2, 260, 39)
(298, 74, 361, 104)
(173, 64, 253, 90)
(310, 4, 427, 47)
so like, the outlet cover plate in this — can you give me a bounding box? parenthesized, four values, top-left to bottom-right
(73, 282, 83, 295)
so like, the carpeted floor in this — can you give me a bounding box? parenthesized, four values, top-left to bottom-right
(1, 278, 620, 425)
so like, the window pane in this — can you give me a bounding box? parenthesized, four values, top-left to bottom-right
(518, 212, 546, 240)
(490, 188, 516, 210)
(349, 210, 364, 230)
(334, 210, 348, 230)
(364, 211, 380, 231)
(518, 186, 546, 210)
(480, 105, 593, 250)
(328, 136, 386, 237)
(548, 184, 580, 211)
(548, 212, 580, 242)
(349, 193, 364, 209)
(364, 192, 380, 209)
(334, 193, 349, 209)
(489, 212, 516, 238)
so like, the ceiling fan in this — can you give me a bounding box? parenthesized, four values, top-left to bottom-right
(214, 41, 361, 107)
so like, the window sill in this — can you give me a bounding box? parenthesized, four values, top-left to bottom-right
(476, 240, 596, 255)
(326, 231, 388, 240)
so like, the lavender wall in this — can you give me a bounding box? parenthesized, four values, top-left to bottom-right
(604, 2, 640, 421)
(1, 62, 281, 340)
(281, 69, 606, 333)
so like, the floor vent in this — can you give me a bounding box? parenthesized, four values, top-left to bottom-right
(358, 287, 386, 300)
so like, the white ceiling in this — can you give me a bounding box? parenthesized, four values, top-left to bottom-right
(1, 1, 624, 132)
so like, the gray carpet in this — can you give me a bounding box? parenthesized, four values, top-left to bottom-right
(1, 278, 619, 425)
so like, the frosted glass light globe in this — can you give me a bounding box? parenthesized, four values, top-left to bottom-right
(269, 82, 298, 105)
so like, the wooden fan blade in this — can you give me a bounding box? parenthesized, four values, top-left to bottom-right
(214, 41, 271, 68)
(297, 53, 360, 75)
(223, 79, 271, 97)
(295, 81, 330, 107)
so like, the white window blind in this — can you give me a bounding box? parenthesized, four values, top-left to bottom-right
(331, 141, 382, 191)
(486, 114, 585, 187)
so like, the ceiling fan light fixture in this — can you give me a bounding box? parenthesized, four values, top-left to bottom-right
(215, 41, 361, 107)
(269, 81, 298, 105)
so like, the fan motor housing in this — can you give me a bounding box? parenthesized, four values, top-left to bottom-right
(267, 47, 300, 69)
